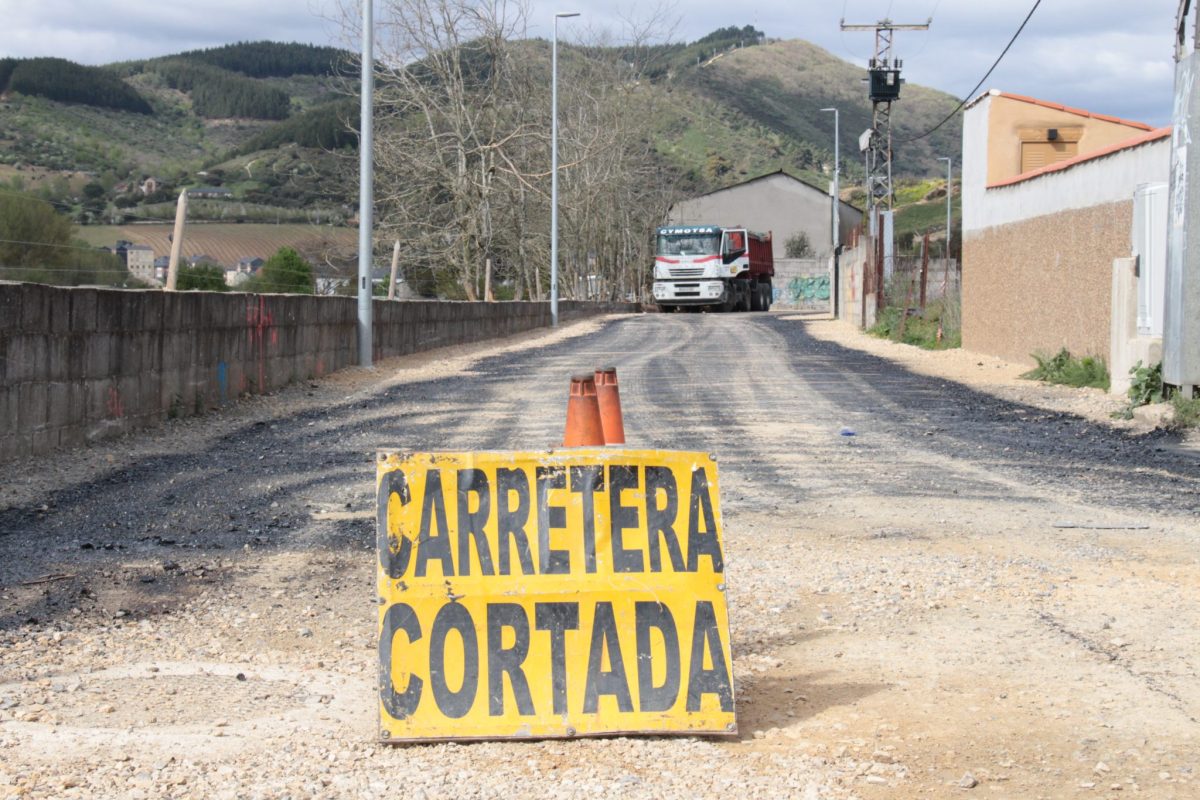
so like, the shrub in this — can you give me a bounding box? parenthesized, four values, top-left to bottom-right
(1020, 348, 1109, 390)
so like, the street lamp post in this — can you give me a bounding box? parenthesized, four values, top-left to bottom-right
(357, 0, 374, 367)
(551, 11, 580, 327)
(820, 107, 840, 254)
(938, 156, 952, 260)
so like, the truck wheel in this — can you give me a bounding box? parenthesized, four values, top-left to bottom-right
(659, 304, 676, 313)
(762, 284, 773, 311)
(750, 283, 764, 312)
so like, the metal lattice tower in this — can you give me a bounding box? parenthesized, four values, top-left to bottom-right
(840, 18, 930, 212)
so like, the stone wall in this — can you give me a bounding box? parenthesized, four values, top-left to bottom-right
(0, 284, 637, 461)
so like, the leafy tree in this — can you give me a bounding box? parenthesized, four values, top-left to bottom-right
(176, 264, 230, 291)
(0, 191, 131, 285)
(242, 247, 315, 294)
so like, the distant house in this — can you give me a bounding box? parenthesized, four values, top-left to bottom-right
(225, 269, 251, 288)
(961, 89, 1169, 391)
(153, 256, 170, 283)
(186, 186, 233, 199)
(236, 256, 265, 273)
(114, 240, 156, 284)
(188, 254, 222, 268)
(140, 177, 160, 196)
(668, 170, 862, 260)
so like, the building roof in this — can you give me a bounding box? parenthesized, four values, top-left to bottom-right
(988, 125, 1171, 189)
(965, 88, 1154, 131)
(686, 169, 863, 213)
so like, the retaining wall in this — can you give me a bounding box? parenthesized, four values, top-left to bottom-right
(0, 283, 637, 462)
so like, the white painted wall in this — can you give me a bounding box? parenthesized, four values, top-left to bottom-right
(961, 94, 993, 237)
(973, 141, 1168, 232)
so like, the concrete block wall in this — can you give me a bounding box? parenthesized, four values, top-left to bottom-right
(0, 283, 637, 462)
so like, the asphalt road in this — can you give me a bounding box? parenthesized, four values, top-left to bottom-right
(1, 311, 1198, 798)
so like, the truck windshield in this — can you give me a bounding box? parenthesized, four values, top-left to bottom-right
(657, 234, 720, 256)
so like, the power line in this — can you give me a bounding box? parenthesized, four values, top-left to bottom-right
(897, 0, 1042, 144)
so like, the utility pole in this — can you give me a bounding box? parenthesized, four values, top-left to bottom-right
(938, 156, 952, 259)
(1165, 0, 1200, 396)
(820, 107, 840, 253)
(387, 239, 400, 300)
(357, 0, 375, 367)
(840, 17, 930, 213)
(165, 188, 187, 291)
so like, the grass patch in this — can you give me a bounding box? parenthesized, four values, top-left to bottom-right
(1021, 348, 1109, 390)
(868, 298, 961, 350)
(1171, 394, 1200, 429)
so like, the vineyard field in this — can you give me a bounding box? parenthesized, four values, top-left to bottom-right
(75, 223, 357, 268)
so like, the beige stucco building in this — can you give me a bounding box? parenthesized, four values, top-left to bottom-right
(668, 171, 861, 259)
(961, 90, 1169, 370)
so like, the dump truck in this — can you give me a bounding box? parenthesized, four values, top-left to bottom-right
(651, 225, 774, 312)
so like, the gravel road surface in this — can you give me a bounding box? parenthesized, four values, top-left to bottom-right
(1, 311, 1198, 799)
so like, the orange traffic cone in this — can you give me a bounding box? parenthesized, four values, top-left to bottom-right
(594, 366, 626, 445)
(563, 374, 605, 447)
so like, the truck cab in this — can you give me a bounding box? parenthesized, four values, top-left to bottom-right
(652, 225, 774, 312)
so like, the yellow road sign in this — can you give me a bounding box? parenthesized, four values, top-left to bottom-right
(376, 448, 736, 742)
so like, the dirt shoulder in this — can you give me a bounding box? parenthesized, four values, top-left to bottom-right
(797, 314, 1186, 438)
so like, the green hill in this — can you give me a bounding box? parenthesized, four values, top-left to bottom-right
(0, 34, 962, 231)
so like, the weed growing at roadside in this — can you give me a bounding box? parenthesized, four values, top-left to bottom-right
(1021, 348, 1109, 390)
(867, 299, 961, 350)
(1171, 393, 1200, 429)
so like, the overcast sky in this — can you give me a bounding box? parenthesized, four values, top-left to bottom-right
(0, 0, 1181, 126)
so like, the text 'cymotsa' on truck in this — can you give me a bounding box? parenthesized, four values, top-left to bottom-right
(652, 225, 774, 313)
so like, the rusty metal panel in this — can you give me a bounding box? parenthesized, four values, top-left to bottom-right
(376, 449, 736, 742)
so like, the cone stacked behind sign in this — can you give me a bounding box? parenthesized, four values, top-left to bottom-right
(563, 368, 626, 446)
(563, 374, 606, 446)
(593, 366, 625, 445)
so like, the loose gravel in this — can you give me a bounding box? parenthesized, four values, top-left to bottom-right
(1, 311, 1198, 799)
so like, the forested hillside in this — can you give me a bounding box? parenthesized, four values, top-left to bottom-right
(174, 41, 348, 78)
(148, 59, 291, 119)
(0, 57, 152, 114)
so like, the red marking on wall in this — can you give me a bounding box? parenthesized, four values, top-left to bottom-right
(106, 386, 124, 419)
(246, 297, 274, 392)
(315, 358, 325, 377)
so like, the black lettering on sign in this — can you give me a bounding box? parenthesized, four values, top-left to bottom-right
(584, 601, 633, 713)
(456, 469, 495, 576)
(607, 465, 644, 573)
(415, 470, 455, 578)
(644, 466, 684, 573)
(569, 466, 604, 573)
(486, 603, 534, 716)
(634, 601, 681, 712)
(378, 602, 422, 719)
(536, 467, 570, 574)
(685, 600, 734, 712)
(686, 467, 724, 573)
(377, 469, 412, 579)
(429, 603, 479, 718)
(496, 468, 534, 576)
(535, 602, 579, 715)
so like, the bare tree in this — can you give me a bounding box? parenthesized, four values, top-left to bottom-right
(337, 0, 681, 302)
